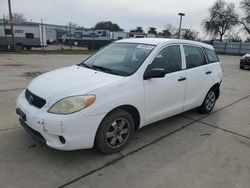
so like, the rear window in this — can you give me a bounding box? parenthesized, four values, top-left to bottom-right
(203, 48, 219, 63)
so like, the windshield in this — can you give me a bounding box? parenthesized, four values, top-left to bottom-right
(80, 43, 155, 76)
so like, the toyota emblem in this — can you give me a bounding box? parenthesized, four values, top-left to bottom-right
(28, 94, 33, 103)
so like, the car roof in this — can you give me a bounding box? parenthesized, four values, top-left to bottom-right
(115, 38, 214, 50)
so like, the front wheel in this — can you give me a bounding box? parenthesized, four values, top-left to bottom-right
(95, 109, 134, 154)
(197, 89, 217, 114)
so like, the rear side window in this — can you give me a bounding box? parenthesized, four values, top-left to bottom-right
(184, 45, 207, 69)
(25, 33, 34, 39)
(203, 48, 219, 63)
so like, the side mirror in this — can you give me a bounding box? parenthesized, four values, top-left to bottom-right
(144, 68, 166, 80)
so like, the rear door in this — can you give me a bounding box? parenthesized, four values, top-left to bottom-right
(183, 45, 211, 110)
(144, 45, 187, 124)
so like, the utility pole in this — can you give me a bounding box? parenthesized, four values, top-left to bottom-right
(92, 28, 95, 50)
(3, 14, 7, 45)
(8, 0, 15, 51)
(69, 22, 72, 50)
(178, 13, 185, 39)
(41, 18, 45, 52)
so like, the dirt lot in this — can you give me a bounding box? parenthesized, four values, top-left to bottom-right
(0, 54, 249, 188)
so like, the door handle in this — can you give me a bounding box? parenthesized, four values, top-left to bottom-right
(206, 70, 212, 74)
(178, 77, 186, 82)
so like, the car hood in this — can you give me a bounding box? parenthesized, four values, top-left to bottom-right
(27, 65, 124, 103)
(245, 53, 250, 58)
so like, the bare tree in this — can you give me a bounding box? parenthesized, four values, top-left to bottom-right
(163, 23, 177, 36)
(66, 22, 78, 29)
(202, 0, 238, 41)
(225, 32, 243, 42)
(237, 0, 250, 35)
(183, 29, 199, 40)
(7, 12, 26, 22)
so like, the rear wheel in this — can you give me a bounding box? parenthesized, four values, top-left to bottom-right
(240, 64, 244, 69)
(95, 109, 134, 154)
(16, 43, 24, 51)
(197, 88, 217, 114)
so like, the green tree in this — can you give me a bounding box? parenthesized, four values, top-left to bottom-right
(95, 21, 123, 31)
(130, 26, 144, 33)
(148, 27, 157, 35)
(202, 0, 238, 41)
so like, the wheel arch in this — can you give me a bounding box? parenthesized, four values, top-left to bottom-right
(210, 82, 221, 99)
(99, 105, 141, 131)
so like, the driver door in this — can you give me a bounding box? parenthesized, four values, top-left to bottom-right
(144, 45, 187, 124)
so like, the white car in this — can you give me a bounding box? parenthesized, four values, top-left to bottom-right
(16, 38, 223, 153)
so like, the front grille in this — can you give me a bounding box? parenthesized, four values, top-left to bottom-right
(25, 89, 46, 109)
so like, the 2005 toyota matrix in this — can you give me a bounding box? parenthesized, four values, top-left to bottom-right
(16, 38, 223, 153)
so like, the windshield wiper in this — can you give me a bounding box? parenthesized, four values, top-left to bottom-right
(78, 63, 94, 69)
(91, 65, 120, 75)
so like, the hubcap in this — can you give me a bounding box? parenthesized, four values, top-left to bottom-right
(105, 118, 130, 149)
(205, 91, 216, 111)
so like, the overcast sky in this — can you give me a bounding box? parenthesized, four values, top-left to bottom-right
(0, 0, 242, 37)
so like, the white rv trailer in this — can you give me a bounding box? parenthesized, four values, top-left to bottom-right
(0, 22, 46, 50)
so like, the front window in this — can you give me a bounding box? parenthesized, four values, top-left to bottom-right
(80, 43, 155, 76)
(150, 45, 182, 73)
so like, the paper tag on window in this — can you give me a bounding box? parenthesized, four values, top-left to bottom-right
(136, 45, 154, 50)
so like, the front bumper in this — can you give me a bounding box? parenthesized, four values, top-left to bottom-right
(19, 117, 46, 144)
(16, 90, 106, 150)
(240, 59, 250, 67)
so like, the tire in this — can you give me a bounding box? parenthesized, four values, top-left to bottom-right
(25, 46, 32, 50)
(240, 65, 244, 69)
(95, 109, 134, 154)
(197, 88, 217, 114)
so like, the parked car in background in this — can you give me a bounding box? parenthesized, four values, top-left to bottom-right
(16, 38, 223, 153)
(240, 52, 250, 69)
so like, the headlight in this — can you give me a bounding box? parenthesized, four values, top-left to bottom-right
(48, 95, 96, 114)
(242, 56, 246, 60)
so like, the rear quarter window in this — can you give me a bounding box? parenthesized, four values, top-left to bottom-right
(203, 48, 219, 63)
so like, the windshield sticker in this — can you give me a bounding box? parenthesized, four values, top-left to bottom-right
(136, 45, 154, 50)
